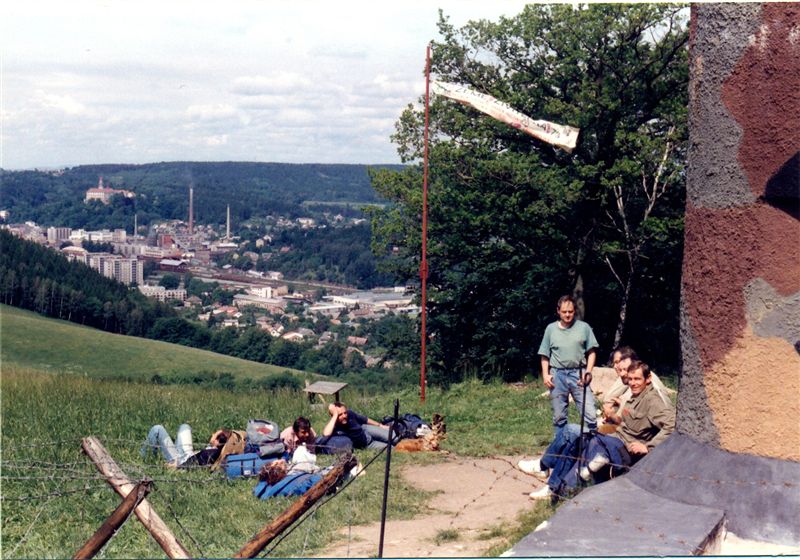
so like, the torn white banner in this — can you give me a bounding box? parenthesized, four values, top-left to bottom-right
(432, 81, 579, 153)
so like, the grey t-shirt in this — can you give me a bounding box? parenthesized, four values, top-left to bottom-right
(537, 319, 598, 368)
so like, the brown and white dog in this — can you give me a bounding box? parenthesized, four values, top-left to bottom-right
(394, 414, 446, 452)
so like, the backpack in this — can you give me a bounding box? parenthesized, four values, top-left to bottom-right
(246, 419, 286, 458)
(210, 430, 247, 471)
(382, 413, 428, 440)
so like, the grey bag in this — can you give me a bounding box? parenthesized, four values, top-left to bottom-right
(246, 419, 286, 458)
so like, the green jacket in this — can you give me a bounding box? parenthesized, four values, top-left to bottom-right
(615, 384, 675, 450)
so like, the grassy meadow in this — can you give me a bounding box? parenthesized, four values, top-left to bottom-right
(0, 304, 310, 383)
(1, 305, 561, 557)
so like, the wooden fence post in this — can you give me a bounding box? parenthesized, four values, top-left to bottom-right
(81, 436, 191, 559)
(72, 479, 152, 560)
(234, 455, 357, 558)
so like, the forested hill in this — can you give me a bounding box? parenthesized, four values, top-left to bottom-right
(0, 229, 175, 335)
(0, 162, 400, 229)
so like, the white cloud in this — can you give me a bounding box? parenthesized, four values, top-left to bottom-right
(2, 0, 532, 168)
(204, 134, 229, 146)
(34, 90, 87, 115)
(186, 104, 238, 121)
(232, 73, 314, 96)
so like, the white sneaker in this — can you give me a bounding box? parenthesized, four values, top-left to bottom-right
(588, 454, 610, 472)
(579, 466, 591, 481)
(528, 485, 552, 500)
(517, 458, 549, 480)
(349, 461, 365, 478)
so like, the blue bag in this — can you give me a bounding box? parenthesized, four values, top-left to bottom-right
(253, 472, 323, 499)
(224, 452, 279, 479)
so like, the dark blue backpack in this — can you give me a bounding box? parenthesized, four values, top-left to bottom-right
(382, 413, 426, 440)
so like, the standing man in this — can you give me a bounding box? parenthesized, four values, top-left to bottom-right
(538, 295, 599, 437)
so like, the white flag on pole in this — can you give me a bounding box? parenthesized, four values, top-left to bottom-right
(431, 81, 580, 153)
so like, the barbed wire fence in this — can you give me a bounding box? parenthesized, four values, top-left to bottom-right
(3, 431, 795, 558)
(1, 435, 391, 558)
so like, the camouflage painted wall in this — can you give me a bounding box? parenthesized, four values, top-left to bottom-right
(679, 3, 800, 461)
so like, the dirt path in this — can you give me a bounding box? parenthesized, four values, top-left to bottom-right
(315, 453, 800, 558)
(317, 455, 542, 558)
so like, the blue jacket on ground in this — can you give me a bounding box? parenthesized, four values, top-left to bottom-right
(253, 472, 322, 499)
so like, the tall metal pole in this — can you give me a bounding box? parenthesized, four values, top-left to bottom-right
(420, 44, 431, 403)
(377, 398, 399, 558)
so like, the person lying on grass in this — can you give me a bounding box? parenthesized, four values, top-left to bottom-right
(141, 423, 245, 469)
(253, 454, 364, 499)
(315, 402, 395, 454)
(253, 459, 324, 499)
(280, 416, 317, 454)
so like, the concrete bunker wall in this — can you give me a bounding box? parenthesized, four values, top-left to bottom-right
(679, 2, 800, 461)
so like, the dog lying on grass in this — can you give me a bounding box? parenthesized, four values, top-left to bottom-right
(394, 414, 446, 452)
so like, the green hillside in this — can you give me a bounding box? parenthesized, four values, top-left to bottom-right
(0, 304, 311, 382)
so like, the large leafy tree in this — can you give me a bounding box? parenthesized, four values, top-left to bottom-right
(369, 4, 688, 382)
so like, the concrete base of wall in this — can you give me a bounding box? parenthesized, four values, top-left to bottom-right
(628, 433, 800, 545)
(506, 433, 800, 556)
(505, 476, 725, 556)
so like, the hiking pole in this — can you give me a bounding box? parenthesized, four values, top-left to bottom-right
(576, 372, 589, 477)
(378, 398, 399, 558)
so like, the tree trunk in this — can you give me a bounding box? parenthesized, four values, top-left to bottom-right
(572, 273, 586, 321)
(612, 278, 631, 350)
(611, 255, 637, 349)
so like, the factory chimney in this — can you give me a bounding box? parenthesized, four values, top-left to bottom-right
(226, 205, 231, 240)
(188, 185, 194, 234)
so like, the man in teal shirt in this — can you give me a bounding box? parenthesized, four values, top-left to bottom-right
(537, 295, 599, 437)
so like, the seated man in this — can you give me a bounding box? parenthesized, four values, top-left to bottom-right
(315, 402, 394, 454)
(601, 347, 671, 429)
(527, 360, 675, 500)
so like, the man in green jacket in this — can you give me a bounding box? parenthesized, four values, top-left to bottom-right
(527, 359, 675, 500)
(582, 360, 676, 478)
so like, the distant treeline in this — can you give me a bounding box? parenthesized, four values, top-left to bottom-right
(143, 312, 419, 391)
(0, 231, 418, 390)
(0, 162, 399, 230)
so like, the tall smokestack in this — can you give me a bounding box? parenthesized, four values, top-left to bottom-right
(134, 213, 138, 239)
(226, 205, 231, 240)
(189, 185, 194, 234)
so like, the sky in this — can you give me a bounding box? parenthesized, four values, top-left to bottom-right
(1, 1, 535, 170)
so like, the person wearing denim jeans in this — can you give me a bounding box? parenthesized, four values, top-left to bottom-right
(141, 424, 231, 467)
(141, 423, 196, 466)
(537, 295, 599, 437)
(550, 367, 597, 435)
